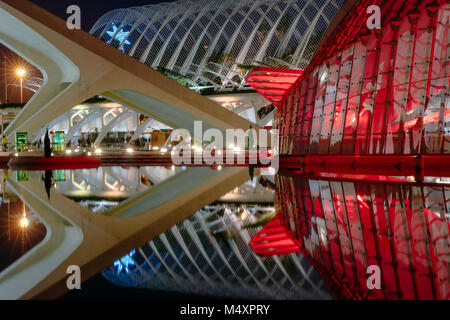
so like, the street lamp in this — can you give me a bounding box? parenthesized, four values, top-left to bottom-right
(0, 52, 7, 104)
(16, 68, 26, 103)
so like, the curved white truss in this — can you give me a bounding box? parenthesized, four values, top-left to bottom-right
(103, 204, 330, 299)
(90, 0, 345, 92)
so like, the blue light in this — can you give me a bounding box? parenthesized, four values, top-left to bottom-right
(106, 24, 131, 52)
(114, 249, 136, 273)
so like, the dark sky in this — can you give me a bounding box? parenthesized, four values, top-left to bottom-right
(29, 0, 172, 32)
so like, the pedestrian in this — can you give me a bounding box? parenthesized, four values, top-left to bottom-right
(44, 129, 51, 157)
(1, 135, 8, 152)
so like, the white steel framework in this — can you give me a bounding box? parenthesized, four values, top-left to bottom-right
(103, 203, 330, 299)
(90, 0, 345, 92)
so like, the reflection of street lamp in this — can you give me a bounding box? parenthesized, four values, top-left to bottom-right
(16, 68, 26, 103)
(20, 215, 29, 229)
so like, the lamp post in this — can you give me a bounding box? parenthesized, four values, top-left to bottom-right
(1, 53, 7, 104)
(16, 68, 26, 104)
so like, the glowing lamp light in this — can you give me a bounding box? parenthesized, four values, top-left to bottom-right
(126, 148, 134, 153)
(16, 68, 26, 78)
(152, 146, 159, 151)
(20, 216, 29, 229)
(14, 153, 19, 157)
(161, 148, 168, 153)
(65, 149, 72, 155)
(217, 165, 222, 171)
(87, 152, 92, 156)
(95, 148, 102, 154)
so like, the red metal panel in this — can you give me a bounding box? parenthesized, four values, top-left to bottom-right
(246, 67, 303, 108)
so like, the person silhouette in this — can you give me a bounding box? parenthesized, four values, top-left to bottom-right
(44, 129, 51, 158)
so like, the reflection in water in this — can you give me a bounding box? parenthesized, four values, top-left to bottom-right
(0, 185, 46, 272)
(4, 165, 330, 299)
(43, 170, 53, 200)
(39, 166, 325, 299)
(101, 204, 329, 299)
(276, 174, 450, 300)
(54, 166, 181, 208)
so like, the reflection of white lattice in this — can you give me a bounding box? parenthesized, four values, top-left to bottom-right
(102, 203, 330, 299)
(90, 0, 345, 92)
(54, 166, 179, 200)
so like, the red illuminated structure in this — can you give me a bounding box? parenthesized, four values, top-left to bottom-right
(246, 67, 303, 108)
(276, 173, 449, 300)
(249, 214, 301, 256)
(248, 0, 450, 299)
(276, 0, 449, 157)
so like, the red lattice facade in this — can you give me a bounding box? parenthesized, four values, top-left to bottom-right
(275, 0, 449, 156)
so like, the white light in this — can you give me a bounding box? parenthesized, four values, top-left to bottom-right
(161, 148, 168, 153)
(234, 147, 241, 152)
(20, 216, 29, 229)
(152, 146, 159, 151)
(14, 153, 19, 157)
(87, 152, 92, 156)
(16, 68, 26, 78)
(126, 148, 134, 153)
(51, 153, 54, 156)
(217, 150, 222, 155)
(65, 150, 72, 155)
(75, 149, 80, 153)
(95, 148, 102, 154)
(320, 71, 328, 82)
(171, 165, 175, 171)
(217, 165, 222, 171)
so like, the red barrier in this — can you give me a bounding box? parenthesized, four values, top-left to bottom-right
(8, 156, 102, 170)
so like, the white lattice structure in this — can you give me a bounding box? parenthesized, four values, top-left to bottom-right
(103, 204, 330, 299)
(90, 0, 345, 92)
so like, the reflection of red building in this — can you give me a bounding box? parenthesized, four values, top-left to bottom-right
(276, 174, 449, 300)
(249, 0, 449, 299)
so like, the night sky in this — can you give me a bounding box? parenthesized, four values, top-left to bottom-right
(29, 0, 172, 32)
